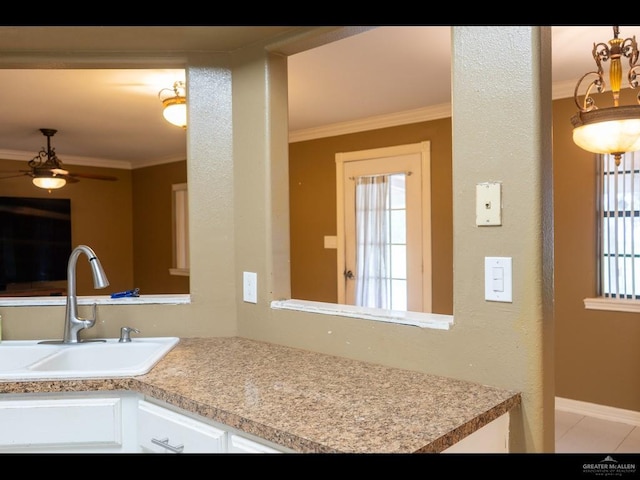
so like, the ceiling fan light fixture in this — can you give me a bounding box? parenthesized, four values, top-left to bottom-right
(29, 128, 68, 189)
(20, 128, 117, 188)
(32, 174, 66, 190)
(571, 26, 640, 166)
(159, 81, 187, 129)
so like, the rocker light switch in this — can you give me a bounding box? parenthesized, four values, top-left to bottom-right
(485, 257, 512, 302)
(492, 267, 504, 291)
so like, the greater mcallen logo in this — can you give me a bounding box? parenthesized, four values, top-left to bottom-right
(583, 456, 637, 476)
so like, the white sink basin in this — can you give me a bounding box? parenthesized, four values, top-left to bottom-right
(0, 337, 179, 380)
(0, 344, 63, 371)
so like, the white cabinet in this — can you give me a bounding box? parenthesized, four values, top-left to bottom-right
(0, 391, 138, 453)
(139, 398, 290, 453)
(0, 391, 290, 453)
(138, 400, 226, 453)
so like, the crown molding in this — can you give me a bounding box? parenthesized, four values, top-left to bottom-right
(289, 103, 452, 143)
(552, 79, 576, 102)
(289, 84, 578, 144)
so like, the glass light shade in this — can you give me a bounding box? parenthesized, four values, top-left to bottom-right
(32, 175, 66, 189)
(572, 105, 640, 155)
(162, 97, 187, 129)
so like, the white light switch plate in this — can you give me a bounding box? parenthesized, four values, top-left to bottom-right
(484, 257, 512, 302)
(243, 272, 257, 303)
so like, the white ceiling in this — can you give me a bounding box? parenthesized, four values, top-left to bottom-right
(0, 26, 637, 174)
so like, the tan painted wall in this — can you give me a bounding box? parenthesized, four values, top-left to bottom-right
(553, 91, 640, 412)
(289, 119, 453, 314)
(132, 160, 189, 295)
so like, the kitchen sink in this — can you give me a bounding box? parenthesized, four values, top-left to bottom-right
(0, 343, 63, 372)
(0, 337, 179, 380)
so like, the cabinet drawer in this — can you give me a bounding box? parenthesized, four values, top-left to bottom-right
(0, 396, 122, 449)
(138, 400, 226, 453)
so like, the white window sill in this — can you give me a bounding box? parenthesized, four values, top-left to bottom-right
(270, 299, 453, 330)
(584, 297, 640, 313)
(0, 294, 190, 307)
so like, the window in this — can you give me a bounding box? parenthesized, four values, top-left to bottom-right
(170, 183, 189, 276)
(599, 151, 640, 299)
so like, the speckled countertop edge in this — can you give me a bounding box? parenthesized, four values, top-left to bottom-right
(0, 337, 521, 453)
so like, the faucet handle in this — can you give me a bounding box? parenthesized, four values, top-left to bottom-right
(83, 303, 98, 329)
(119, 326, 140, 343)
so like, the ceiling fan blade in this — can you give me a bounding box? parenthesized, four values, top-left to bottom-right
(68, 172, 118, 181)
(0, 172, 29, 180)
(62, 175, 80, 183)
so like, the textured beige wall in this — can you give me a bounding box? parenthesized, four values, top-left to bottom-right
(450, 26, 553, 452)
(0, 26, 552, 453)
(233, 27, 552, 453)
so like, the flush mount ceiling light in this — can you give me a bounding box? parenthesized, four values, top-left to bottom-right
(571, 26, 640, 166)
(159, 81, 187, 129)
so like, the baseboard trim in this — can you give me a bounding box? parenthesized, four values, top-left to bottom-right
(556, 397, 640, 427)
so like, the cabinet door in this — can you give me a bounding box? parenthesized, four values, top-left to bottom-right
(228, 434, 283, 453)
(138, 400, 226, 453)
(0, 393, 132, 453)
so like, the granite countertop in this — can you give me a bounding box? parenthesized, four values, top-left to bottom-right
(0, 337, 521, 453)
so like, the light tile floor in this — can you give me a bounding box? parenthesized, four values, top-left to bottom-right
(556, 409, 640, 453)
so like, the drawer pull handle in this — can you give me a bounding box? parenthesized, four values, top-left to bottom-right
(151, 437, 184, 453)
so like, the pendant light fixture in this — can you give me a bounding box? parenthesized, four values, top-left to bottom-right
(159, 81, 187, 129)
(571, 26, 640, 166)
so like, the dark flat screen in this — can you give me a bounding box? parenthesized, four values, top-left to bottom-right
(0, 196, 71, 289)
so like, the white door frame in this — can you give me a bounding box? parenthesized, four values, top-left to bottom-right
(335, 141, 432, 312)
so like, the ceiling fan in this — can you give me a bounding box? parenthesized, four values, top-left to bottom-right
(0, 128, 118, 190)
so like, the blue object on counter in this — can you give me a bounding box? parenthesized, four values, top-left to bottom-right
(110, 288, 140, 298)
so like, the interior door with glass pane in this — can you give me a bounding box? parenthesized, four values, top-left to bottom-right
(336, 143, 428, 312)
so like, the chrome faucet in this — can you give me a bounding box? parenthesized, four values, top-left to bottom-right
(62, 245, 110, 343)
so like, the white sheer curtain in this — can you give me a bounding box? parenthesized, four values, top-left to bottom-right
(355, 175, 390, 308)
